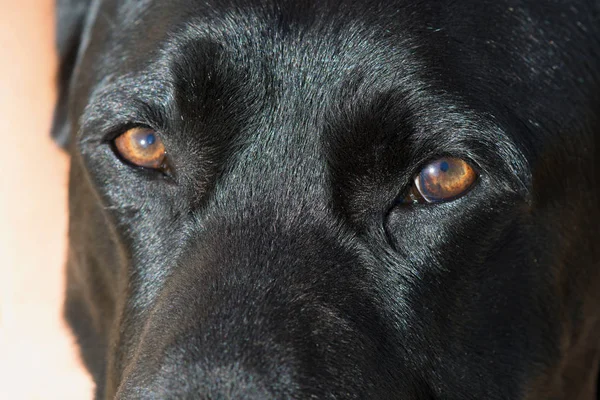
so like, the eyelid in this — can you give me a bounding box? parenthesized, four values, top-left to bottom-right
(102, 123, 160, 143)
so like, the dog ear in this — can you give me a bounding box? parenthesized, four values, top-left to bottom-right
(51, 0, 94, 149)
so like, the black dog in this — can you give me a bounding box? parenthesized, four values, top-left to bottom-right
(53, 0, 600, 398)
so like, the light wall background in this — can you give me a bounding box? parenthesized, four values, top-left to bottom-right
(0, 1, 93, 398)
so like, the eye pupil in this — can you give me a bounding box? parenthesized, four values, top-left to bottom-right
(142, 133, 156, 147)
(439, 161, 449, 172)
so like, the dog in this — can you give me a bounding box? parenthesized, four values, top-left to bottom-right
(53, 0, 600, 398)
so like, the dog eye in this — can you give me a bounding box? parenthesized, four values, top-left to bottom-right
(402, 157, 477, 204)
(114, 127, 167, 170)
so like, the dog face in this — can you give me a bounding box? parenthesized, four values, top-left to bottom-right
(54, 0, 600, 398)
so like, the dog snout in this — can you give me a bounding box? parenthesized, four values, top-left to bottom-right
(113, 219, 398, 398)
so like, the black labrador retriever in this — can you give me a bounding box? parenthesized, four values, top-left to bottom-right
(53, 0, 600, 398)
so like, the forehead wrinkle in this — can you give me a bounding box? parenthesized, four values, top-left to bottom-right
(84, 2, 445, 216)
(97, 1, 430, 131)
(153, 6, 432, 215)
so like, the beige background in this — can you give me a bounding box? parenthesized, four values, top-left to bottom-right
(0, 1, 93, 398)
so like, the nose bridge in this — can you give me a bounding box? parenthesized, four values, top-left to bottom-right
(119, 72, 376, 396)
(116, 215, 386, 398)
(226, 121, 326, 213)
(214, 51, 332, 219)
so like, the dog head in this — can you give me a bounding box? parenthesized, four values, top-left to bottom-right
(54, 0, 600, 398)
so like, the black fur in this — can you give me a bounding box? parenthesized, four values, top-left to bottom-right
(54, 1, 600, 398)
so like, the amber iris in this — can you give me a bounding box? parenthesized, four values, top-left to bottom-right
(114, 127, 166, 169)
(405, 157, 477, 204)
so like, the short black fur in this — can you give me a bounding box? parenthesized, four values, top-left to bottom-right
(54, 1, 600, 399)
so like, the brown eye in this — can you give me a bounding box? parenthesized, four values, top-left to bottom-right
(114, 127, 167, 169)
(403, 157, 477, 204)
